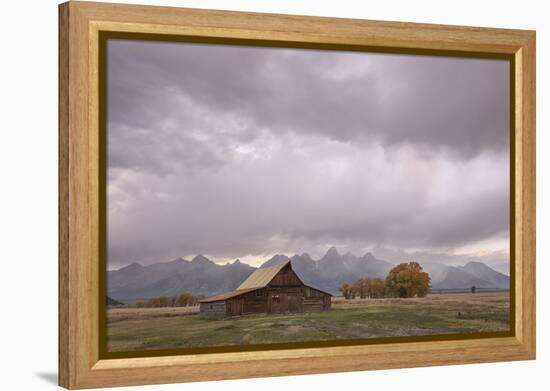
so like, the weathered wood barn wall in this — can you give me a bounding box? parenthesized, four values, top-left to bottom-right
(200, 261, 331, 318)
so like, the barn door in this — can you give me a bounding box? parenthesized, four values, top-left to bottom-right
(228, 299, 242, 316)
(280, 294, 289, 312)
(288, 294, 300, 313)
(269, 294, 281, 314)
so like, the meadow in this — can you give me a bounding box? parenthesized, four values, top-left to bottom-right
(106, 292, 510, 352)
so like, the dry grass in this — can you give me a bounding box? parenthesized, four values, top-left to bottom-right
(106, 292, 510, 352)
(107, 306, 199, 323)
(332, 293, 507, 306)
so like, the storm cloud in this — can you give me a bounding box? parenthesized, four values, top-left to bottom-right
(106, 39, 510, 268)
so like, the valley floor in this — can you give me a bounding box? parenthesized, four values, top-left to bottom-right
(106, 292, 510, 352)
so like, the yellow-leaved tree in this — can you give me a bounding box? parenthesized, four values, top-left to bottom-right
(385, 262, 431, 298)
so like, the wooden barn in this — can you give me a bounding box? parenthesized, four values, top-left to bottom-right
(199, 260, 331, 318)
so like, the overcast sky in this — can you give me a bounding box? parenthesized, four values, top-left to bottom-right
(106, 39, 510, 269)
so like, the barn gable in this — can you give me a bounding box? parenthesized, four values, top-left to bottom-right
(237, 260, 300, 290)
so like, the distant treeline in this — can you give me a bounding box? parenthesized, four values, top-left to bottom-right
(339, 262, 431, 299)
(131, 292, 205, 308)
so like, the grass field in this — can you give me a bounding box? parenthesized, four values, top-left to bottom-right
(106, 292, 510, 352)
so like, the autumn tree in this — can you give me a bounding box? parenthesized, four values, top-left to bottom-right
(339, 283, 351, 299)
(369, 278, 386, 298)
(385, 262, 431, 298)
(352, 279, 368, 299)
(175, 292, 192, 307)
(158, 296, 172, 307)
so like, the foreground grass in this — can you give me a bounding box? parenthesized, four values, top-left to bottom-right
(106, 292, 510, 352)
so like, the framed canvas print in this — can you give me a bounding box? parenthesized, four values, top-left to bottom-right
(58, 1, 536, 389)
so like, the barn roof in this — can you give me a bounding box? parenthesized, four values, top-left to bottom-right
(200, 260, 332, 303)
(237, 260, 292, 290)
(200, 287, 257, 303)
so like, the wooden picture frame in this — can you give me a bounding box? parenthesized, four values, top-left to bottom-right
(59, 1, 536, 389)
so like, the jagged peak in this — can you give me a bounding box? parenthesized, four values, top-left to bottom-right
(361, 252, 376, 261)
(258, 254, 290, 268)
(269, 254, 290, 262)
(323, 246, 340, 258)
(191, 254, 211, 264)
(119, 262, 143, 272)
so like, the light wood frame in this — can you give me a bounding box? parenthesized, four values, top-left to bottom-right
(59, 1, 536, 389)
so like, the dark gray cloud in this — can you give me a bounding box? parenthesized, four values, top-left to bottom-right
(106, 39, 510, 267)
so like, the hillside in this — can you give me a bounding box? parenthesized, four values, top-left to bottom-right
(107, 255, 255, 301)
(423, 262, 509, 290)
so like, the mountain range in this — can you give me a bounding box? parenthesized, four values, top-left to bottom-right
(107, 248, 509, 302)
(421, 261, 509, 290)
